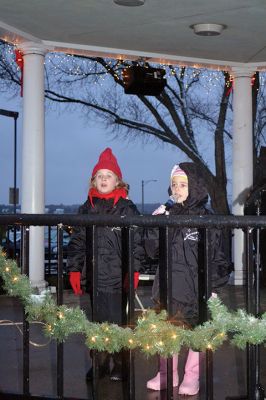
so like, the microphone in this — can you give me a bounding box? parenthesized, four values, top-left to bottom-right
(164, 195, 176, 211)
(152, 195, 177, 215)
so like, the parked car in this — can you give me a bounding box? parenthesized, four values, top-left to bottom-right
(44, 227, 70, 275)
(1, 227, 21, 259)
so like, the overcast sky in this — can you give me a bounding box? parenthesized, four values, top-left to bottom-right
(0, 94, 190, 206)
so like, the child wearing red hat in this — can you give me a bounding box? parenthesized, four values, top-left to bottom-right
(67, 148, 143, 382)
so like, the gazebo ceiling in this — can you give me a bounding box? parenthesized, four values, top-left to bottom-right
(1, 0, 266, 70)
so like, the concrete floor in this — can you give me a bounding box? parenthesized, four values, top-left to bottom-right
(0, 283, 266, 400)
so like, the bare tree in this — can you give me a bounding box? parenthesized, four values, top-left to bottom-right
(0, 40, 252, 214)
(45, 55, 235, 213)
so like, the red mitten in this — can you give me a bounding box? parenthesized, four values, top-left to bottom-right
(123, 272, 140, 291)
(69, 272, 82, 295)
(134, 272, 140, 289)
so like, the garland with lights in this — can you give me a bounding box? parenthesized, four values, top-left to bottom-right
(1, 250, 266, 356)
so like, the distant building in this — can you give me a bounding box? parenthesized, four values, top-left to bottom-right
(54, 208, 64, 214)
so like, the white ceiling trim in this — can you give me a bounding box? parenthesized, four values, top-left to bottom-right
(40, 40, 266, 72)
(0, 20, 41, 44)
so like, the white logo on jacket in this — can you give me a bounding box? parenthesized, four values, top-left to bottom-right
(111, 227, 121, 231)
(184, 229, 199, 241)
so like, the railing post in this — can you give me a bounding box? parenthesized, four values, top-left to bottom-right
(198, 228, 213, 400)
(245, 227, 264, 400)
(226, 227, 265, 400)
(122, 227, 135, 400)
(159, 226, 173, 400)
(57, 224, 64, 399)
(47, 226, 52, 275)
(21, 226, 30, 396)
(254, 200, 265, 400)
(90, 225, 100, 400)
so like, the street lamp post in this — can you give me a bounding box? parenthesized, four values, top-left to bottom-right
(141, 179, 157, 214)
(0, 109, 19, 257)
(0, 108, 19, 214)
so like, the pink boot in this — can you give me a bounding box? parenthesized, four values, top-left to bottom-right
(178, 350, 200, 395)
(147, 355, 178, 391)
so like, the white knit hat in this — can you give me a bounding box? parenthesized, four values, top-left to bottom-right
(170, 164, 187, 181)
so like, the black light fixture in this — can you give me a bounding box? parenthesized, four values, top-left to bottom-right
(114, 0, 145, 6)
(122, 66, 167, 96)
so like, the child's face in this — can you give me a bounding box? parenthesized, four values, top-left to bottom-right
(171, 175, 189, 203)
(94, 169, 118, 194)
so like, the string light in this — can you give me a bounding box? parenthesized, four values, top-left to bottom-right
(1, 41, 264, 99)
(43, 51, 232, 92)
(0, 39, 265, 95)
(2, 252, 266, 356)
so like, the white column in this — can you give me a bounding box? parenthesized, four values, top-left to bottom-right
(232, 67, 254, 285)
(19, 42, 47, 291)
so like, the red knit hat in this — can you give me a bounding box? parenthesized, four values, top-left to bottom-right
(92, 148, 122, 179)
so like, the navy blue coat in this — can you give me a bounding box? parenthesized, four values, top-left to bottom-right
(67, 197, 144, 293)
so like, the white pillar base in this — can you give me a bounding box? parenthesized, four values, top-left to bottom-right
(232, 229, 245, 285)
(30, 280, 48, 293)
(28, 226, 46, 290)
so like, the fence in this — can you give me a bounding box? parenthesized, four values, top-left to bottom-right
(0, 213, 266, 400)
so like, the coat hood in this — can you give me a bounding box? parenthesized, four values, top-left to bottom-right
(171, 162, 208, 211)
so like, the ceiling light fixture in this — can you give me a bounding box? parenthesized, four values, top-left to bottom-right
(114, 0, 145, 6)
(190, 23, 226, 36)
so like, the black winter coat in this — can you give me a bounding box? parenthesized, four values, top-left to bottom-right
(67, 197, 143, 292)
(147, 162, 232, 326)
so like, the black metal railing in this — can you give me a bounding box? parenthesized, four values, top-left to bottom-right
(0, 213, 266, 400)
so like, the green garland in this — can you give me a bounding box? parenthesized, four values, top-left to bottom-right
(1, 250, 266, 357)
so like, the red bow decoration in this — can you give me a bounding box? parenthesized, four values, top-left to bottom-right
(226, 74, 256, 98)
(225, 76, 234, 97)
(15, 49, 24, 97)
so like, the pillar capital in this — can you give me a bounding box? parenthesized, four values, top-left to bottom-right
(18, 41, 50, 56)
(231, 66, 256, 79)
